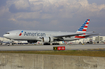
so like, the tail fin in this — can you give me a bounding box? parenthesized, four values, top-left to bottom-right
(76, 19, 90, 33)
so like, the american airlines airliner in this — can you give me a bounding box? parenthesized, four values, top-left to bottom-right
(3, 19, 97, 45)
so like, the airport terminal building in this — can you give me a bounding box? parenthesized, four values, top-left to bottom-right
(0, 37, 10, 41)
(71, 36, 105, 44)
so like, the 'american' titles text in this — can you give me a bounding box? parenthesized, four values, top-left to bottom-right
(24, 32, 46, 36)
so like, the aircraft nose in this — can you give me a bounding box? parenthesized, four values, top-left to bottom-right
(3, 34, 7, 38)
(3, 34, 6, 37)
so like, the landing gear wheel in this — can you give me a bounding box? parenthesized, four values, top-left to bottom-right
(52, 43, 59, 45)
(43, 43, 50, 45)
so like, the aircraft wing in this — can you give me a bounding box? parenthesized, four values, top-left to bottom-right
(82, 33, 99, 38)
(53, 33, 84, 38)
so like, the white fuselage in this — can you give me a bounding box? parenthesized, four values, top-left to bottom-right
(3, 30, 80, 41)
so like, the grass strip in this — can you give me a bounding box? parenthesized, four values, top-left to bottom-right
(0, 50, 105, 57)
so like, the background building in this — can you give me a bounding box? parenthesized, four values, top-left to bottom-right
(70, 36, 105, 44)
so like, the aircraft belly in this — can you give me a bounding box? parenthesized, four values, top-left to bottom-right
(14, 36, 41, 40)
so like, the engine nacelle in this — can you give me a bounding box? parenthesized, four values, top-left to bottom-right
(42, 37, 54, 42)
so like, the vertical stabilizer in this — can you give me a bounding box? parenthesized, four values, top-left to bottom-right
(75, 19, 90, 38)
(76, 19, 90, 33)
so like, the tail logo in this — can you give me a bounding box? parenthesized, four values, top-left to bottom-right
(77, 19, 90, 32)
(75, 19, 90, 38)
(19, 31, 23, 36)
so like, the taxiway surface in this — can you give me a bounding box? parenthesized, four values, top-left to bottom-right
(0, 44, 105, 51)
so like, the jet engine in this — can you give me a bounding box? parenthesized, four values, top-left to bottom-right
(42, 37, 54, 42)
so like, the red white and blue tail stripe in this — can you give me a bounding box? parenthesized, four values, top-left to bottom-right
(76, 19, 90, 33)
(75, 19, 90, 38)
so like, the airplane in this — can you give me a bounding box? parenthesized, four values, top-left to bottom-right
(3, 19, 98, 45)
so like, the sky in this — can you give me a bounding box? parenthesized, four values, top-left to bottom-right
(0, 0, 105, 36)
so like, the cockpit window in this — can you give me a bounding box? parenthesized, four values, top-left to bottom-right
(6, 32, 10, 34)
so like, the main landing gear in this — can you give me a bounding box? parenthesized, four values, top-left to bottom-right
(43, 43, 60, 45)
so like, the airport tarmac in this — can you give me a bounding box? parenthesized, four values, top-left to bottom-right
(0, 44, 105, 51)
